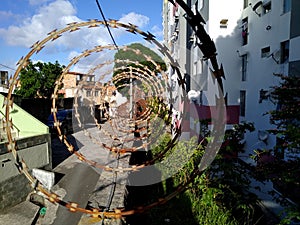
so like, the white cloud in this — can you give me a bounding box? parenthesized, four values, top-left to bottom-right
(119, 12, 149, 28)
(29, 0, 51, 5)
(0, 10, 14, 21)
(0, 1, 150, 52)
(67, 50, 80, 61)
(0, 0, 80, 47)
(0, 0, 153, 76)
(67, 48, 116, 79)
(110, 12, 150, 44)
(151, 25, 163, 39)
(0, 10, 25, 27)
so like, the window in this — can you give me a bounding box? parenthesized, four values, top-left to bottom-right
(86, 90, 91, 97)
(283, 0, 291, 13)
(263, 2, 271, 14)
(240, 90, 246, 117)
(241, 54, 247, 81)
(261, 46, 270, 58)
(198, 0, 204, 10)
(0, 71, 8, 85)
(280, 40, 289, 63)
(195, 59, 203, 75)
(242, 17, 248, 45)
(244, 0, 249, 9)
(95, 91, 99, 97)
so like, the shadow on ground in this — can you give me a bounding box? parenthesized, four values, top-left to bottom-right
(51, 134, 83, 168)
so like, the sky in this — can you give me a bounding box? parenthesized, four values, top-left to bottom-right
(0, 0, 164, 76)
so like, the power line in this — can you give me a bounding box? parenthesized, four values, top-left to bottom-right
(95, 0, 119, 50)
(0, 63, 16, 71)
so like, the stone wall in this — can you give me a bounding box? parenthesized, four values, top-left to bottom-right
(0, 173, 32, 211)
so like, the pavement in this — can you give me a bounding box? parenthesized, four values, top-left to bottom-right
(0, 123, 132, 225)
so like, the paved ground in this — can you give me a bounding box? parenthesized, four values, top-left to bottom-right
(0, 122, 132, 225)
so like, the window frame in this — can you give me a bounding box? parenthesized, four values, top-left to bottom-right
(244, 0, 249, 9)
(261, 46, 271, 58)
(283, 0, 291, 14)
(0, 71, 8, 85)
(241, 54, 247, 81)
(240, 90, 246, 117)
(241, 17, 248, 46)
(86, 90, 91, 97)
(263, 2, 272, 15)
(280, 40, 290, 64)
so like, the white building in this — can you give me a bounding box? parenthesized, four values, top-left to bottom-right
(0, 71, 9, 94)
(163, 0, 300, 160)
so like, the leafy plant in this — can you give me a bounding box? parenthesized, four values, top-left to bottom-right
(16, 60, 65, 99)
(113, 43, 166, 89)
(268, 73, 300, 151)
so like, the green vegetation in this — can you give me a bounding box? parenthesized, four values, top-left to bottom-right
(16, 60, 65, 98)
(268, 73, 300, 151)
(148, 96, 171, 125)
(127, 73, 300, 225)
(113, 43, 166, 89)
(144, 123, 262, 225)
(251, 73, 300, 224)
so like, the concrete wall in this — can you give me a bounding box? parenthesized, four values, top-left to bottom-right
(0, 134, 51, 210)
(0, 172, 32, 211)
(206, 0, 244, 106)
(164, 0, 299, 158)
(238, 0, 292, 156)
(0, 94, 52, 210)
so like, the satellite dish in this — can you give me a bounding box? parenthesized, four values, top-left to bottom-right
(271, 50, 281, 64)
(258, 130, 269, 141)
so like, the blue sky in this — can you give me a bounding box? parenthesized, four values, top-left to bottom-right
(0, 0, 164, 75)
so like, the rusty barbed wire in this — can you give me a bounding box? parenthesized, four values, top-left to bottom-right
(51, 47, 168, 156)
(4, 1, 227, 218)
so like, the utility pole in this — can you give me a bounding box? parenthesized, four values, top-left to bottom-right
(129, 66, 133, 119)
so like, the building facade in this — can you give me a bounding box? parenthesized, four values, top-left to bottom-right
(0, 71, 9, 94)
(163, 0, 300, 160)
(61, 71, 103, 106)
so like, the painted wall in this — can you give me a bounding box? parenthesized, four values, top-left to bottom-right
(0, 94, 49, 138)
(207, 0, 244, 106)
(163, 0, 299, 158)
(238, 0, 292, 156)
(290, 36, 300, 62)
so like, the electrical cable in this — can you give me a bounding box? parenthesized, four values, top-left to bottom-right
(0, 63, 16, 71)
(95, 0, 119, 50)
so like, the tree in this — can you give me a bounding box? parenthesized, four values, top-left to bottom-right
(16, 60, 65, 98)
(113, 43, 166, 89)
(268, 73, 300, 152)
(251, 74, 300, 224)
